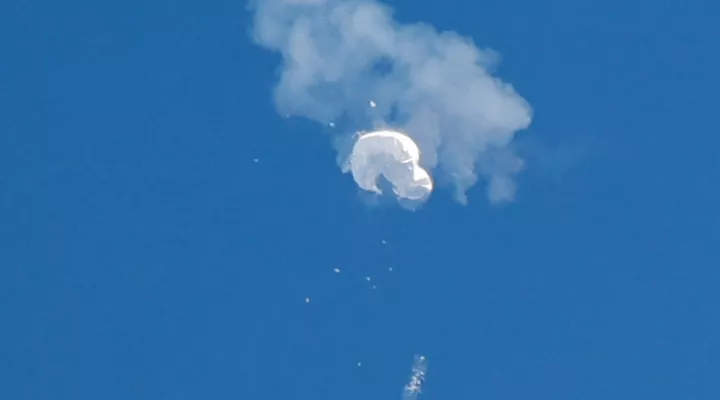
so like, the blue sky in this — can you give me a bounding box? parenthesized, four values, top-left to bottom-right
(2, 0, 719, 399)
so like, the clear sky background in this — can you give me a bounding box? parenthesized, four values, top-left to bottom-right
(2, 0, 719, 399)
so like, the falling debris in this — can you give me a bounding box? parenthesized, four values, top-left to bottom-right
(402, 355, 427, 400)
(305, 297, 311, 304)
(369, 100, 377, 108)
(388, 267, 394, 272)
(365, 276, 372, 282)
(357, 362, 362, 367)
(372, 285, 377, 290)
(328, 122, 335, 127)
(381, 239, 388, 245)
(252, 158, 260, 163)
(344, 130, 433, 203)
(333, 268, 341, 273)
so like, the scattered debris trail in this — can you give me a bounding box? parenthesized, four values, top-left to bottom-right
(402, 355, 427, 400)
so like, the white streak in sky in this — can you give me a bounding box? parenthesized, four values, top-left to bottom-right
(402, 355, 427, 400)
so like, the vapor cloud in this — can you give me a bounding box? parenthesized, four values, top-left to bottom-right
(249, 0, 532, 204)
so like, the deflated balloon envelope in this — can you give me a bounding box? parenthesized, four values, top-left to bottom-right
(344, 130, 433, 201)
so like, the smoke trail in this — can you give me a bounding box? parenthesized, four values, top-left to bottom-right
(402, 354, 427, 400)
(249, 0, 532, 204)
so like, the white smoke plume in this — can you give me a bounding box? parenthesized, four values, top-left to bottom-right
(249, 0, 533, 204)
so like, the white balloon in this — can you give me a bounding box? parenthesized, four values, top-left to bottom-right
(344, 130, 433, 201)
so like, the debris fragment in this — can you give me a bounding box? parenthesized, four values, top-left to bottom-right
(403, 355, 427, 400)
